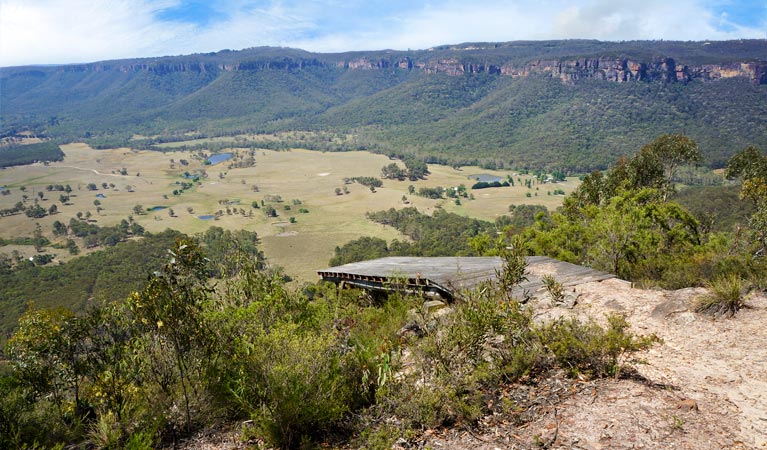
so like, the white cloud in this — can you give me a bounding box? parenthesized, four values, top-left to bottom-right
(302, 0, 766, 51)
(0, 0, 190, 65)
(0, 0, 764, 67)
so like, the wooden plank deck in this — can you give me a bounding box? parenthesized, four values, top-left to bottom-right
(317, 256, 619, 300)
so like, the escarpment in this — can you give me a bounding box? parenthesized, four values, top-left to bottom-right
(41, 47, 766, 85)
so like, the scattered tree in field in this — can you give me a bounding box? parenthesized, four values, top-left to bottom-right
(66, 238, 79, 254)
(417, 186, 444, 199)
(25, 203, 47, 218)
(52, 220, 67, 236)
(381, 163, 407, 180)
(33, 223, 45, 252)
(404, 157, 429, 180)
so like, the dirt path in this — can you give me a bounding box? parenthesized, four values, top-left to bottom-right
(576, 281, 767, 449)
(428, 281, 767, 449)
(56, 165, 125, 177)
(55, 164, 152, 184)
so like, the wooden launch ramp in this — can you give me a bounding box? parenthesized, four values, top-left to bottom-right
(317, 256, 620, 301)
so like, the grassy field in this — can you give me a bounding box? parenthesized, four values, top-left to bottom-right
(0, 144, 579, 280)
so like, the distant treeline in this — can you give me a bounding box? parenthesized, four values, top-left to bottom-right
(329, 207, 496, 266)
(0, 226, 264, 345)
(471, 180, 511, 189)
(0, 230, 184, 342)
(0, 142, 64, 168)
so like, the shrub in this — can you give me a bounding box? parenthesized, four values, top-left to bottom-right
(538, 314, 659, 378)
(245, 325, 366, 448)
(87, 411, 122, 449)
(696, 274, 747, 318)
(542, 274, 564, 303)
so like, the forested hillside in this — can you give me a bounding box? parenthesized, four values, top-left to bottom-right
(2, 40, 766, 170)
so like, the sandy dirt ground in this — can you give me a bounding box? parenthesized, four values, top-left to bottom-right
(426, 280, 767, 449)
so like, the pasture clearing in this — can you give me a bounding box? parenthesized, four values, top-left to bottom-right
(0, 144, 578, 280)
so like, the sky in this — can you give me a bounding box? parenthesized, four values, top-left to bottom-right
(0, 0, 765, 66)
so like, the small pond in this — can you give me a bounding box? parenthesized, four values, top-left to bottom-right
(205, 152, 233, 165)
(198, 215, 215, 220)
(147, 205, 168, 212)
(95, 193, 106, 198)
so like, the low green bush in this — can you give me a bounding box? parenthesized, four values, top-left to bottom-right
(538, 314, 659, 378)
(696, 274, 747, 318)
(542, 274, 564, 303)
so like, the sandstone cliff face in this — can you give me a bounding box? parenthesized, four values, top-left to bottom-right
(496, 57, 767, 84)
(54, 54, 767, 84)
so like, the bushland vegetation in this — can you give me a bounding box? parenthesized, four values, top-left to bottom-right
(0, 225, 263, 346)
(1, 238, 658, 449)
(515, 137, 767, 289)
(333, 136, 767, 291)
(0, 142, 64, 168)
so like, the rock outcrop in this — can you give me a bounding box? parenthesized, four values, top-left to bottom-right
(51, 54, 767, 85)
(496, 57, 767, 84)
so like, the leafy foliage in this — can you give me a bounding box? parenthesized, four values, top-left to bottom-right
(0, 230, 184, 344)
(349, 176, 383, 188)
(672, 185, 755, 233)
(0, 224, 668, 449)
(725, 147, 767, 258)
(329, 236, 390, 267)
(0, 142, 64, 168)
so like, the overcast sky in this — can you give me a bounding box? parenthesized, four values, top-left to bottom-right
(1, 0, 765, 67)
